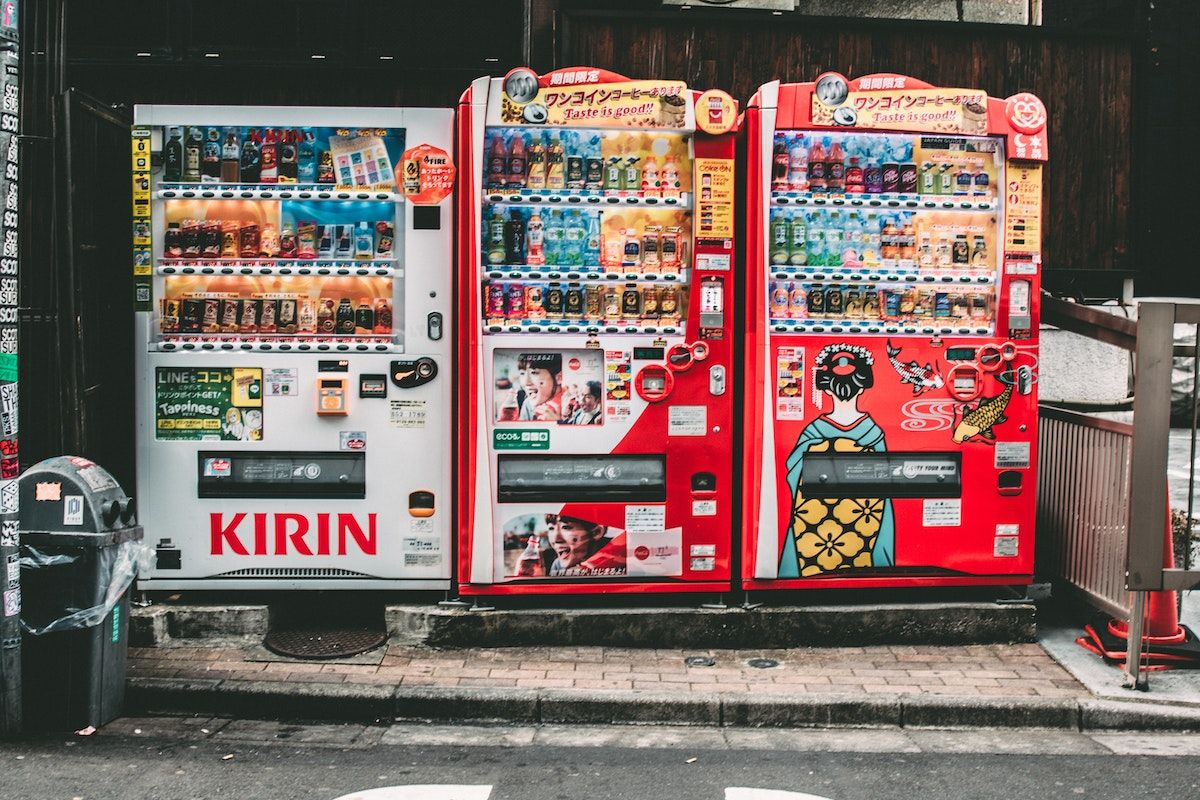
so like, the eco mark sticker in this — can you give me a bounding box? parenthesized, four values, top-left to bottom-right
(493, 428, 550, 450)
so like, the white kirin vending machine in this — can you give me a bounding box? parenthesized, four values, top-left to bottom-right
(132, 105, 455, 589)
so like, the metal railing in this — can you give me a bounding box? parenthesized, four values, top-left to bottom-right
(1041, 296, 1200, 689)
(1037, 406, 1132, 619)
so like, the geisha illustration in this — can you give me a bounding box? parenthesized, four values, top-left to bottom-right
(778, 344, 895, 578)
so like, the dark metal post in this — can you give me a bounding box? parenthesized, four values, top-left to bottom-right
(0, 0, 20, 736)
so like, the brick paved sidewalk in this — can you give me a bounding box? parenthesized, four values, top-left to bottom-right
(128, 642, 1088, 699)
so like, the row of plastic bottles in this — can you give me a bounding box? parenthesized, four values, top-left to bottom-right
(486, 130, 683, 195)
(770, 209, 919, 269)
(485, 207, 601, 267)
(772, 134, 921, 194)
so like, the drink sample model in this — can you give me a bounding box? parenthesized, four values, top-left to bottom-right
(457, 67, 739, 595)
(743, 73, 1048, 590)
(133, 106, 455, 589)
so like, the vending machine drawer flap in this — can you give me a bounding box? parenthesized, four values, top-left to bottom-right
(497, 454, 666, 503)
(197, 451, 366, 499)
(799, 452, 962, 499)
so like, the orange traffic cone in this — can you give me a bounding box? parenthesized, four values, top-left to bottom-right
(1078, 499, 1200, 668)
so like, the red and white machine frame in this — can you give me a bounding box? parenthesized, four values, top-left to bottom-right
(457, 67, 740, 595)
(742, 73, 1048, 590)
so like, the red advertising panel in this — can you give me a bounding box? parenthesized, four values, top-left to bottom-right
(743, 73, 1046, 589)
(457, 68, 739, 595)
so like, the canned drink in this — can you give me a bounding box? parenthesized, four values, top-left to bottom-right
(788, 284, 807, 319)
(258, 298, 278, 333)
(162, 299, 181, 333)
(278, 298, 298, 334)
(661, 226, 682, 269)
(239, 298, 260, 333)
(770, 282, 789, 318)
(544, 283, 564, 317)
(824, 285, 844, 318)
(882, 288, 901, 320)
(402, 157, 421, 194)
(641, 225, 661, 271)
(564, 284, 585, 318)
(898, 288, 917, 320)
(863, 289, 880, 319)
(603, 285, 621, 320)
(585, 284, 603, 320)
(182, 220, 203, 258)
(807, 285, 826, 317)
(239, 224, 260, 259)
(916, 289, 936, 320)
(641, 286, 660, 321)
(220, 298, 240, 332)
(221, 222, 240, 259)
(969, 292, 989, 320)
(201, 222, 222, 259)
(317, 224, 334, 258)
(622, 229, 641, 266)
(951, 292, 969, 319)
(486, 283, 507, 322)
(507, 284, 526, 320)
(179, 297, 203, 333)
(621, 284, 642, 320)
(843, 287, 862, 319)
(201, 298, 221, 332)
(660, 285, 680, 324)
(525, 284, 545, 320)
(934, 291, 951, 319)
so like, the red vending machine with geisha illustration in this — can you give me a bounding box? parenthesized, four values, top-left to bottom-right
(742, 73, 1048, 589)
(457, 67, 740, 595)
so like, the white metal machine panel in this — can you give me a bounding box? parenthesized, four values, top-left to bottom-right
(133, 105, 453, 589)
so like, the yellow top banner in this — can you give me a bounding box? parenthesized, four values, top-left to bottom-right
(813, 87, 989, 136)
(501, 80, 691, 130)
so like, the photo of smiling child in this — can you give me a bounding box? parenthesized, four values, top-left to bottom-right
(493, 349, 604, 425)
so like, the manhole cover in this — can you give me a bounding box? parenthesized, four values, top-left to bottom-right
(685, 656, 717, 667)
(264, 626, 387, 659)
(747, 658, 779, 669)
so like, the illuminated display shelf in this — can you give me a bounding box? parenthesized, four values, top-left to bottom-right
(769, 318, 992, 336)
(484, 321, 682, 335)
(153, 337, 399, 353)
(768, 268, 994, 285)
(771, 192, 993, 211)
(157, 184, 404, 202)
(484, 267, 684, 283)
(484, 190, 692, 208)
(157, 260, 397, 277)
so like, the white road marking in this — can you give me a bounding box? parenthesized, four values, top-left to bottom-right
(331, 785, 492, 800)
(727, 788, 835, 800)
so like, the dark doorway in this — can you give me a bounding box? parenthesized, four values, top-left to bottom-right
(19, 90, 133, 489)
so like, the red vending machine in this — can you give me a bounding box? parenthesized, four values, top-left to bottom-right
(743, 73, 1048, 589)
(457, 67, 739, 596)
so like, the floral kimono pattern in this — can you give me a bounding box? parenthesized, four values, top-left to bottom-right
(778, 415, 896, 578)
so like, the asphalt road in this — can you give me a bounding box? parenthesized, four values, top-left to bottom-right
(1, 719, 1198, 800)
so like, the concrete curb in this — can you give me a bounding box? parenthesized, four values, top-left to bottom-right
(126, 677, 1200, 732)
(135, 602, 1036, 649)
(387, 602, 1038, 648)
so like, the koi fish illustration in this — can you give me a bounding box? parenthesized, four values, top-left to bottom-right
(952, 381, 1014, 443)
(886, 339, 944, 396)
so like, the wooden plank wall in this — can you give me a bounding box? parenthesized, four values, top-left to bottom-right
(563, 12, 1133, 282)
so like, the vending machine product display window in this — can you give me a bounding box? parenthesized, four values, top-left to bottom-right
(457, 68, 740, 595)
(742, 74, 1048, 589)
(133, 106, 455, 589)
